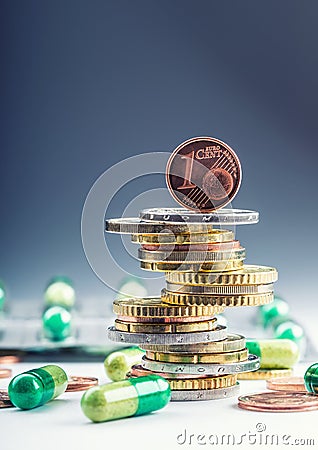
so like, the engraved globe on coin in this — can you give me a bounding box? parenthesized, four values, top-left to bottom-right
(166, 136, 242, 212)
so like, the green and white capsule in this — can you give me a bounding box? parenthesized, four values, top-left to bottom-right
(104, 347, 145, 381)
(81, 375, 171, 422)
(8, 365, 68, 410)
(246, 339, 299, 369)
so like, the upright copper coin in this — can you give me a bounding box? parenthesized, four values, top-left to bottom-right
(166, 137, 242, 212)
(66, 376, 98, 392)
(238, 392, 318, 412)
(266, 377, 307, 393)
(0, 389, 14, 408)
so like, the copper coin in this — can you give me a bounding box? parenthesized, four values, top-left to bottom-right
(0, 368, 12, 379)
(0, 355, 21, 364)
(116, 315, 216, 324)
(166, 137, 242, 212)
(141, 241, 240, 252)
(266, 377, 307, 393)
(238, 392, 318, 412)
(66, 376, 98, 392)
(0, 389, 14, 408)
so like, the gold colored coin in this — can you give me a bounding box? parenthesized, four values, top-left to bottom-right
(166, 282, 274, 295)
(165, 265, 278, 285)
(138, 248, 245, 263)
(114, 317, 217, 334)
(161, 289, 274, 307)
(141, 334, 246, 353)
(113, 297, 225, 318)
(238, 369, 293, 380)
(140, 259, 244, 272)
(131, 229, 234, 245)
(145, 348, 249, 363)
(168, 374, 238, 390)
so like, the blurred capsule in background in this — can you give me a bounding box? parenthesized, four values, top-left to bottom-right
(104, 347, 145, 381)
(8, 365, 68, 409)
(42, 306, 72, 341)
(0, 281, 6, 311)
(246, 338, 299, 369)
(116, 276, 148, 299)
(44, 276, 75, 309)
(81, 375, 171, 422)
(259, 295, 289, 328)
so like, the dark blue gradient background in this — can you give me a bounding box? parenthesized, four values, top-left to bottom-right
(1, 1, 318, 310)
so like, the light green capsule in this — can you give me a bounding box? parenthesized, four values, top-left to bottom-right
(81, 375, 171, 422)
(104, 347, 145, 381)
(44, 280, 75, 309)
(246, 338, 299, 369)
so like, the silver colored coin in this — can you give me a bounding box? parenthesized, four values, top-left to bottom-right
(171, 383, 240, 401)
(139, 208, 259, 225)
(141, 354, 259, 375)
(105, 218, 216, 234)
(138, 248, 245, 263)
(166, 282, 274, 295)
(140, 334, 246, 353)
(107, 325, 227, 345)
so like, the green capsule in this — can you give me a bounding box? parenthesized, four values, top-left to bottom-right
(104, 347, 145, 381)
(81, 375, 171, 422)
(259, 296, 289, 328)
(42, 306, 72, 341)
(304, 363, 318, 394)
(246, 339, 299, 369)
(0, 281, 6, 310)
(44, 279, 75, 309)
(274, 320, 305, 343)
(8, 365, 68, 410)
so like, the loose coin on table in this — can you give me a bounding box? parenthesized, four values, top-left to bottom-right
(238, 368, 293, 380)
(266, 377, 307, 393)
(161, 290, 274, 307)
(108, 325, 227, 345)
(165, 265, 278, 286)
(66, 376, 99, 392)
(238, 392, 318, 412)
(142, 354, 260, 375)
(0, 390, 14, 408)
(0, 355, 21, 364)
(172, 384, 240, 401)
(145, 348, 248, 364)
(131, 229, 235, 245)
(114, 318, 217, 334)
(0, 368, 12, 378)
(165, 136, 242, 211)
(113, 297, 225, 318)
(141, 334, 246, 354)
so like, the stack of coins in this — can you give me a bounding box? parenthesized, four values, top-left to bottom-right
(106, 137, 278, 401)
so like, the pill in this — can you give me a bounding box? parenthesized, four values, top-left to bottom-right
(259, 296, 289, 328)
(246, 339, 299, 369)
(42, 306, 72, 341)
(0, 281, 6, 310)
(117, 276, 148, 299)
(274, 320, 305, 343)
(304, 363, 318, 394)
(81, 375, 171, 422)
(104, 347, 145, 381)
(8, 365, 68, 409)
(44, 278, 75, 309)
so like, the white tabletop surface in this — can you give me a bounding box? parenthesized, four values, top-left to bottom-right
(1, 361, 318, 450)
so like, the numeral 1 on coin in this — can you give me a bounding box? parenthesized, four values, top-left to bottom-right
(177, 151, 196, 190)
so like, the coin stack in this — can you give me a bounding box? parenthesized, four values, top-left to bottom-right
(106, 137, 278, 401)
(106, 209, 278, 401)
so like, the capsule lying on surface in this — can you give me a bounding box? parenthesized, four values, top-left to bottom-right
(304, 363, 318, 394)
(81, 375, 171, 422)
(8, 365, 68, 409)
(246, 339, 299, 369)
(104, 347, 145, 381)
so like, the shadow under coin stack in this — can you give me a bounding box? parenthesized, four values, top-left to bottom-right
(106, 209, 278, 400)
(106, 136, 278, 401)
